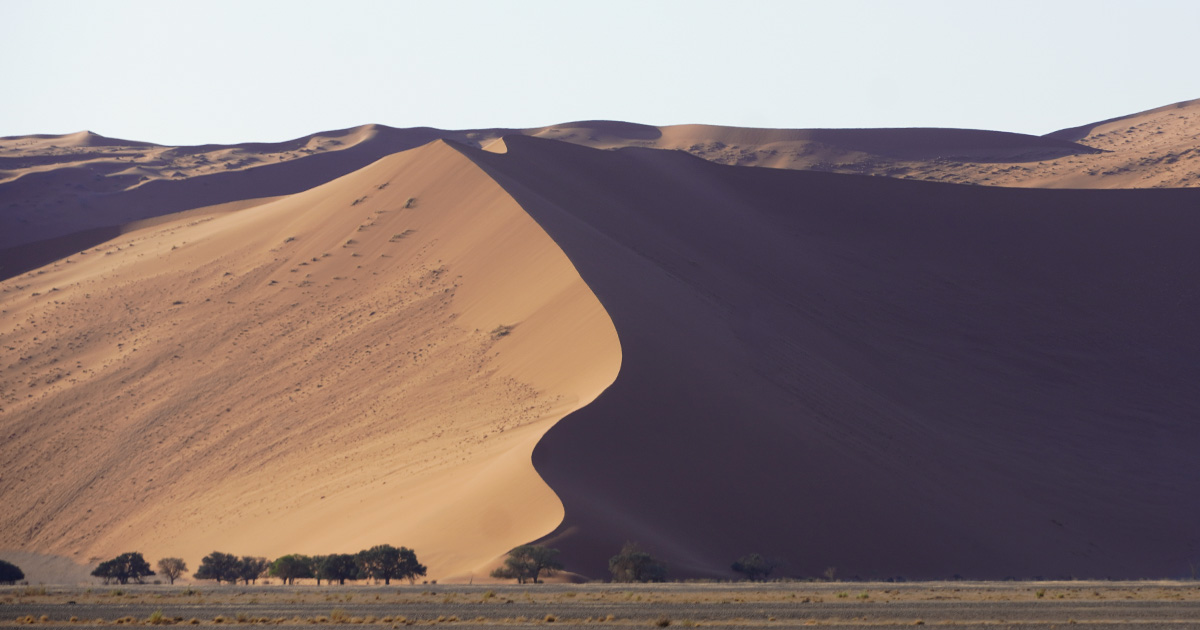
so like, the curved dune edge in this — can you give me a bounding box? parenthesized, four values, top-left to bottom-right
(0, 140, 620, 583)
(463, 135, 1200, 580)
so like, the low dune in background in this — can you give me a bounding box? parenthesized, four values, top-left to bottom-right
(0, 141, 619, 581)
(468, 136, 1200, 580)
(3, 98, 1200, 583)
(5, 98, 1199, 273)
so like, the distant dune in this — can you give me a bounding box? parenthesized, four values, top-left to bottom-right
(2, 99, 1199, 583)
(5, 98, 1199, 276)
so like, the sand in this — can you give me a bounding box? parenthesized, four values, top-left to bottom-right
(467, 135, 1200, 580)
(6, 98, 1199, 267)
(0, 141, 619, 582)
(3, 97, 1200, 584)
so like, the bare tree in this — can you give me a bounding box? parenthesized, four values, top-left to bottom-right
(157, 558, 188, 585)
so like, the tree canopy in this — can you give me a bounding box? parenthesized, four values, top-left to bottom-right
(609, 542, 667, 583)
(0, 559, 23, 584)
(268, 555, 313, 585)
(731, 553, 782, 581)
(193, 551, 241, 584)
(91, 552, 155, 585)
(357, 545, 427, 585)
(320, 554, 359, 585)
(490, 545, 563, 584)
(238, 556, 270, 584)
(156, 558, 187, 585)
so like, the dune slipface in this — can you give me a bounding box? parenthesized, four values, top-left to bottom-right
(465, 136, 1200, 580)
(0, 140, 619, 580)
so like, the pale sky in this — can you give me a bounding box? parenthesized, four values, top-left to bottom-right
(2, 0, 1197, 146)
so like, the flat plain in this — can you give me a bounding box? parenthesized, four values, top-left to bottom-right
(4, 582, 1200, 629)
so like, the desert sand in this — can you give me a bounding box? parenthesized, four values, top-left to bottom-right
(0, 141, 619, 582)
(2, 98, 1200, 584)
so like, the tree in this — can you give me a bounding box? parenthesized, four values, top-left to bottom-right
(307, 556, 327, 586)
(91, 552, 156, 585)
(609, 542, 667, 583)
(193, 551, 241, 584)
(320, 554, 359, 585)
(731, 553, 782, 581)
(356, 545, 425, 585)
(238, 556, 270, 584)
(490, 545, 563, 584)
(268, 555, 313, 585)
(156, 558, 187, 585)
(0, 559, 24, 584)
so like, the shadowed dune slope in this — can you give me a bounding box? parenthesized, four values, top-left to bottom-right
(0, 140, 619, 580)
(464, 136, 1200, 580)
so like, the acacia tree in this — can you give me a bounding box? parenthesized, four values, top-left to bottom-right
(731, 554, 782, 581)
(268, 555, 313, 585)
(156, 558, 187, 585)
(194, 551, 241, 584)
(490, 545, 563, 584)
(91, 552, 156, 585)
(608, 542, 667, 583)
(307, 556, 328, 586)
(238, 556, 270, 584)
(0, 559, 24, 585)
(357, 545, 427, 585)
(320, 554, 359, 585)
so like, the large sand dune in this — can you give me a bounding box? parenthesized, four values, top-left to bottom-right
(0, 140, 619, 581)
(466, 136, 1200, 580)
(3, 97, 1200, 583)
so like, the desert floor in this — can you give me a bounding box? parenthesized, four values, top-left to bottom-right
(4, 582, 1200, 629)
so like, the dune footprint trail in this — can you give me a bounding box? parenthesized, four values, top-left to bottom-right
(0, 140, 620, 581)
(465, 136, 1200, 581)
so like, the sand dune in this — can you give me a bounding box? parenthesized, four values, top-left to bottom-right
(4, 97, 1200, 583)
(6, 97, 1198, 270)
(466, 135, 1200, 580)
(0, 140, 619, 581)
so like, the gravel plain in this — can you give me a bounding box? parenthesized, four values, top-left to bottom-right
(4, 582, 1200, 629)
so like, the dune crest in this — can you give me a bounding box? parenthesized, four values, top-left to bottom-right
(0, 140, 619, 580)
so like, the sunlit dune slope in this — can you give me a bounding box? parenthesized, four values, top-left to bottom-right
(465, 135, 1200, 580)
(0, 140, 620, 580)
(0, 126, 508, 252)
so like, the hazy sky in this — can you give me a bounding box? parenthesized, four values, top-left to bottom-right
(2, 0, 1197, 145)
